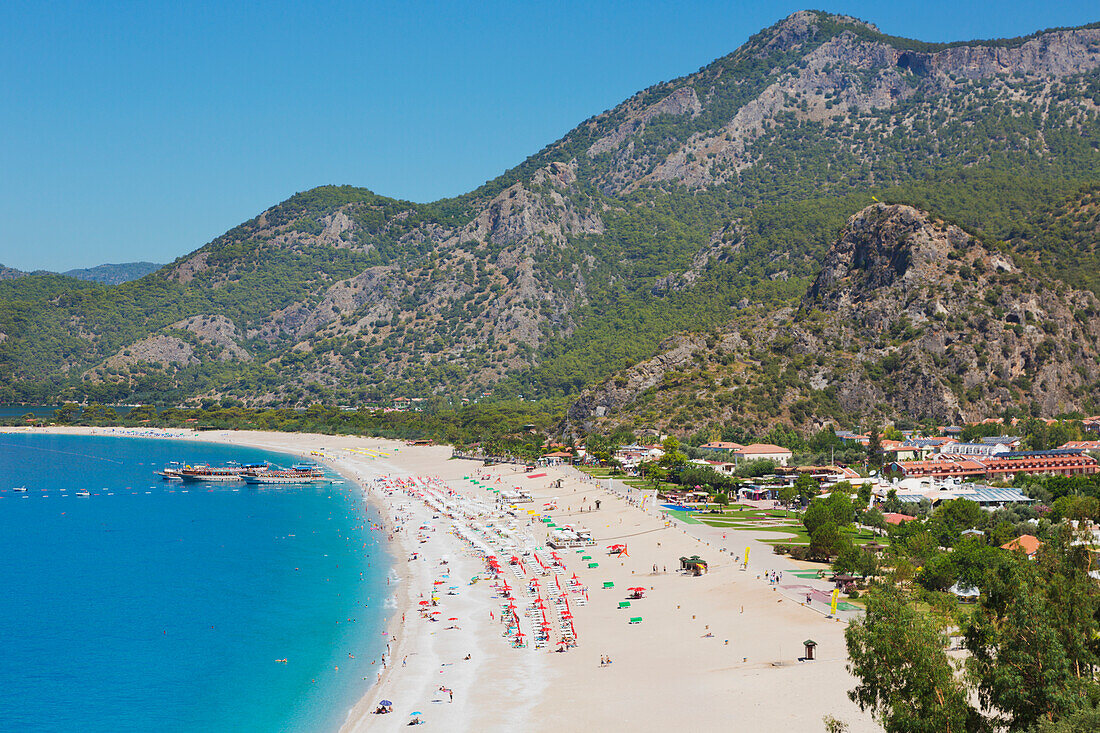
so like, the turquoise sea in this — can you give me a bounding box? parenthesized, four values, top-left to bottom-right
(0, 433, 391, 732)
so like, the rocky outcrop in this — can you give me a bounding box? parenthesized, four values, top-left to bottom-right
(171, 315, 252, 361)
(101, 335, 197, 370)
(564, 204, 1100, 436)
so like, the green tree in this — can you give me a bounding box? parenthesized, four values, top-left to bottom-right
(846, 586, 979, 733)
(778, 484, 797, 513)
(867, 426, 884, 470)
(803, 500, 830, 535)
(916, 552, 957, 592)
(824, 491, 855, 527)
(795, 472, 819, 506)
(965, 534, 1100, 731)
(857, 481, 873, 510)
(809, 521, 847, 561)
(864, 507, 888, 536)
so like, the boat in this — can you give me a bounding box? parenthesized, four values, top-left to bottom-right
(75, 489, 90, 497)
(243, 463, 326, 485)
(179, 462, 268, 482)
(12, 486, 28, 492)
(154, 462, 185, 480)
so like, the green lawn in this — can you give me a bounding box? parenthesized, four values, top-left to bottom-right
(579, 467, 650, 490)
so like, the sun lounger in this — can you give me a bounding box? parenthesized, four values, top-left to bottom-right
(618, 601, 631, 609)
(588, 562, 599, 568)
(602, 581, 614, 589)
(629, 617, 642, 624)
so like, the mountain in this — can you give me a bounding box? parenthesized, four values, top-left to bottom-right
(563, 204, 1100, 435)
(1, 10, 1099, 417)
(61, 262, 163, 285)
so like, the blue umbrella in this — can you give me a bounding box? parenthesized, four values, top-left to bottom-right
(379, 700, 392, 706)
(410, 711, 423, 715)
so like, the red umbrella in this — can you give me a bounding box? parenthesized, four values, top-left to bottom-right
(419, 600, 430, 605)
(628, 587, 646, 592)
(448, 617, 459, 621)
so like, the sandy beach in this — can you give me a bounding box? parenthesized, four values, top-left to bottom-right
(4, 425, 881, 731)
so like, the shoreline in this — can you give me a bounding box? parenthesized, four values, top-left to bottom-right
(3, 425, 883, 731)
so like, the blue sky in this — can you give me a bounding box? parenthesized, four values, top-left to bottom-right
(1, 1, 1097, 271)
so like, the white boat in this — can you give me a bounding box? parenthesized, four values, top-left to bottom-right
(155, 462, 184, 480)
(12, 486, 28, 492)
(75, 489, 90, 497)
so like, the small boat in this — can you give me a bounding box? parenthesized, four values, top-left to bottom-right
(155, 462, 185, 480)
(75, 489, 91, 497)
(12, 486, 28, 492)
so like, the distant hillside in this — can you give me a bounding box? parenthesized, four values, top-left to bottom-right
(0, 264, 27, 281)
(1, 10, 1100, 416)
(61, 262, 162, 285)
(564, 204, 1100, 436)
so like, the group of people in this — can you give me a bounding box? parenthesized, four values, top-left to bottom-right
(599, 655, 614, 666)
(764, 569, 783, 584)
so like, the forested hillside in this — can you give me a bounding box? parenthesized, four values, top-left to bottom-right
(2, 10, 1099, 420)
(564, 204, 1100, 437)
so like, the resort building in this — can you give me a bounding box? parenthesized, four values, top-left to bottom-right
(890, 449, 1097, 479)
(938, 442, 1009, 457)
(734, 443, 793, 466)
(699, 441, 745, 453)
(888, 457, 987, 478)
(979, 450, 1098, 479)
(890, 483, 1035, 509)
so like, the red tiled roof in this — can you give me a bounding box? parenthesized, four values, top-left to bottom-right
(982, 454, 1097, 475)
(737, 443, 792, 454)
(1001, 534, 1042, 556)
(883, 512, 917, 525)
(1060, 441, 1100, 451)
(892, 458, 986, 477)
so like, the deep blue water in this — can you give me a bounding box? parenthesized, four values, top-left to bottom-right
(0, 433, 391, 733)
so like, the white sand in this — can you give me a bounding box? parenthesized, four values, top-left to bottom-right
(4, 426, 882, 731)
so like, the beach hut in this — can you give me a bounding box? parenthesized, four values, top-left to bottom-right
(679, 556, 709, 576)
(803, 639, 817, 661)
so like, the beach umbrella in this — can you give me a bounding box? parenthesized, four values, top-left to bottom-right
(410, 711, 422, 716)
(448, 617, 459, 621)
(379, 700, 393, 706)
(419, 600, 430, 605)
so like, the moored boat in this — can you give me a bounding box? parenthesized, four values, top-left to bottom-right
(179, 462, 268, 482)
(243, 463, 326, 485)
(155, 462, 185, 480)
